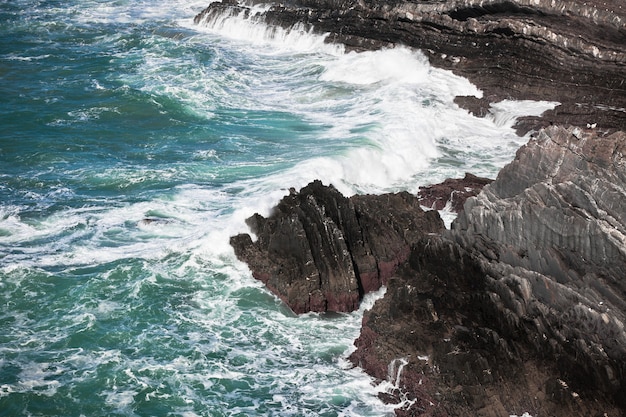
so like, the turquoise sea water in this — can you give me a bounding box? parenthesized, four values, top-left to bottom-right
(0, 1, 556, 416)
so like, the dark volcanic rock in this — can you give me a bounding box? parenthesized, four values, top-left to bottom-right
(230, 180, 444, 313)
(418, 173, 493, 212)
(350, 126, 626, 416)
(195, 0, 626, 133)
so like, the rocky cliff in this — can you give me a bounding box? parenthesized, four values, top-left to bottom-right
(195, 0, 626, 133)
(349, 125, 626, 416)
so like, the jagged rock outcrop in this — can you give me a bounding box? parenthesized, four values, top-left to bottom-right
(228, 126, 626, 414)
(350, 126, 626, 416)
(418, 173, 493, 212)
(230, 180, 443, 313)
(195, 0, 626, 133)
(454, 125, 626, 288)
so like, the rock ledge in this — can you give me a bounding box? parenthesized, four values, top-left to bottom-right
(351, 126, 626, 416)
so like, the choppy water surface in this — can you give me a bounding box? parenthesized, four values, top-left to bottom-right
(0, 1, 555, 415)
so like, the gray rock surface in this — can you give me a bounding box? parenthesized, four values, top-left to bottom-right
(454, 125, 626, 293)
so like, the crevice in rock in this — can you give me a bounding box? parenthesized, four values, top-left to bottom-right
(447, 2, 546, 21)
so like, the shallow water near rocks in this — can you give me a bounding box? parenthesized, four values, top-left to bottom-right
(0, 0, 554, 415)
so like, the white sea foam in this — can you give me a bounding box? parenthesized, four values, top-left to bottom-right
(3, 53, 51, 61)
(189, 8, 557, 196)
(191, 5, 343, 55)
(488, 99, 560, 128)
(1, 1, 560, 415)
(320, 48, 429, 85)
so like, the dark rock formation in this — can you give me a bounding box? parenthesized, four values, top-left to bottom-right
(228, 126, 626, 414)
(195, 0, 626, 133)
(418, 173, 493, 212)
(350, 126, 626, 416)
(230, 180, 443, 313)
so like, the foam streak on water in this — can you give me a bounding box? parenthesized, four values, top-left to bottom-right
(0, 0, 556, 416)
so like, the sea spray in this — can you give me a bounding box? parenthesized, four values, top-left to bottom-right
(192, 4, 558, 195)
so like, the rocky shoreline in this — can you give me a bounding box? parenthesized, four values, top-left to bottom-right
(351, 126, 626, 416)
(196, 0, 626, 134)
(195, 1, 626, 415)
(231, 127, 626, 416)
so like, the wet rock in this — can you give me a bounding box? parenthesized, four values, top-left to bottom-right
(418, 173, 493, 212)
(453, 125, 626, 292)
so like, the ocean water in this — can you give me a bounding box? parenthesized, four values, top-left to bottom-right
(0, 1, 556, 416)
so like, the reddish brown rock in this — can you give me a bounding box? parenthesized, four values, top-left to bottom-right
(418, 173, 493, 212)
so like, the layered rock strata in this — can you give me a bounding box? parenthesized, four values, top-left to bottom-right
(195, 0, 626, 133)
(230, 126, 626, 416)
(230, 180, 443, 314)
(351, 125, 626, 416)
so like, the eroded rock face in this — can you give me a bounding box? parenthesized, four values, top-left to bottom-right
(195, 0, 626, 133)
(418, 173, 493, 212)
(351, 126, 626, 416)
(230, 180, 443, 313)
(454, 125, 626, 288)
